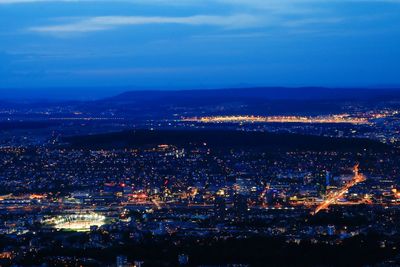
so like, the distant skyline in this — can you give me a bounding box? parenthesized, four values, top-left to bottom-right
(1, 0, 400, 96)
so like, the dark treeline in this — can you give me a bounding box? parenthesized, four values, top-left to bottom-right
(0, 121, 59, 130)
(64, 130, 391, 152)
(4, 234, 395, 267)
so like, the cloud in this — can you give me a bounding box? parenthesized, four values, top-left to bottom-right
(283, 17, 345, 27)
(29, 14, 263, 34)
(6, 0, 398, 38)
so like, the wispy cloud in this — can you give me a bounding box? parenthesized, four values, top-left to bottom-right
(29, 14, 262, 35)
(283, 17, 344, 27)
(6, 0, 399, 38)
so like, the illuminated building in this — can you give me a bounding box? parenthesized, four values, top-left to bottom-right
(45, 213, 106, 232)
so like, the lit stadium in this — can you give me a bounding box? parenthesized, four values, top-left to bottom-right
(45, 213, 106, 232)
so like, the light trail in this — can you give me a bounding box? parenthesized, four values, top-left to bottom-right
(182, 115, 370, 125)
(152, 198, 163, 209)
(313, 164, 366, 215)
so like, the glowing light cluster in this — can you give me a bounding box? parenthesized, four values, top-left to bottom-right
(182, 115, 370, 125)
(47, 213, 106, 232)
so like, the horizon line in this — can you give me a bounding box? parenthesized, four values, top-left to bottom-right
(1, 85, 400, 101)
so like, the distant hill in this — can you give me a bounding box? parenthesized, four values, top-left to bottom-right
(90, 87, 400, 118)
(2, 87, 400, 120)
(107, 87, 400, 102)
(64, 129, 391, 152)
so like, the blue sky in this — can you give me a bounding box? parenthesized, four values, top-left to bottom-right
(1, 0, 400, 98)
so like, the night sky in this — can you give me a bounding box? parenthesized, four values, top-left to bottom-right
(1, 0, 400, 98)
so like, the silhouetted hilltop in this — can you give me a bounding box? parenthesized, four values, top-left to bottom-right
(92, 87, 400, 118)
(2, 87, 400, 120)
(109, 87, 400, 102)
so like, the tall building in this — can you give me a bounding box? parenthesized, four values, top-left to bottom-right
(326, 171, 331, 187)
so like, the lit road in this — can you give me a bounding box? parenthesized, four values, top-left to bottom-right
(314, 164, 366, 215)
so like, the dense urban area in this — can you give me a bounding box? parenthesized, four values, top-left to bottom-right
(1, 88, 400, 266)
